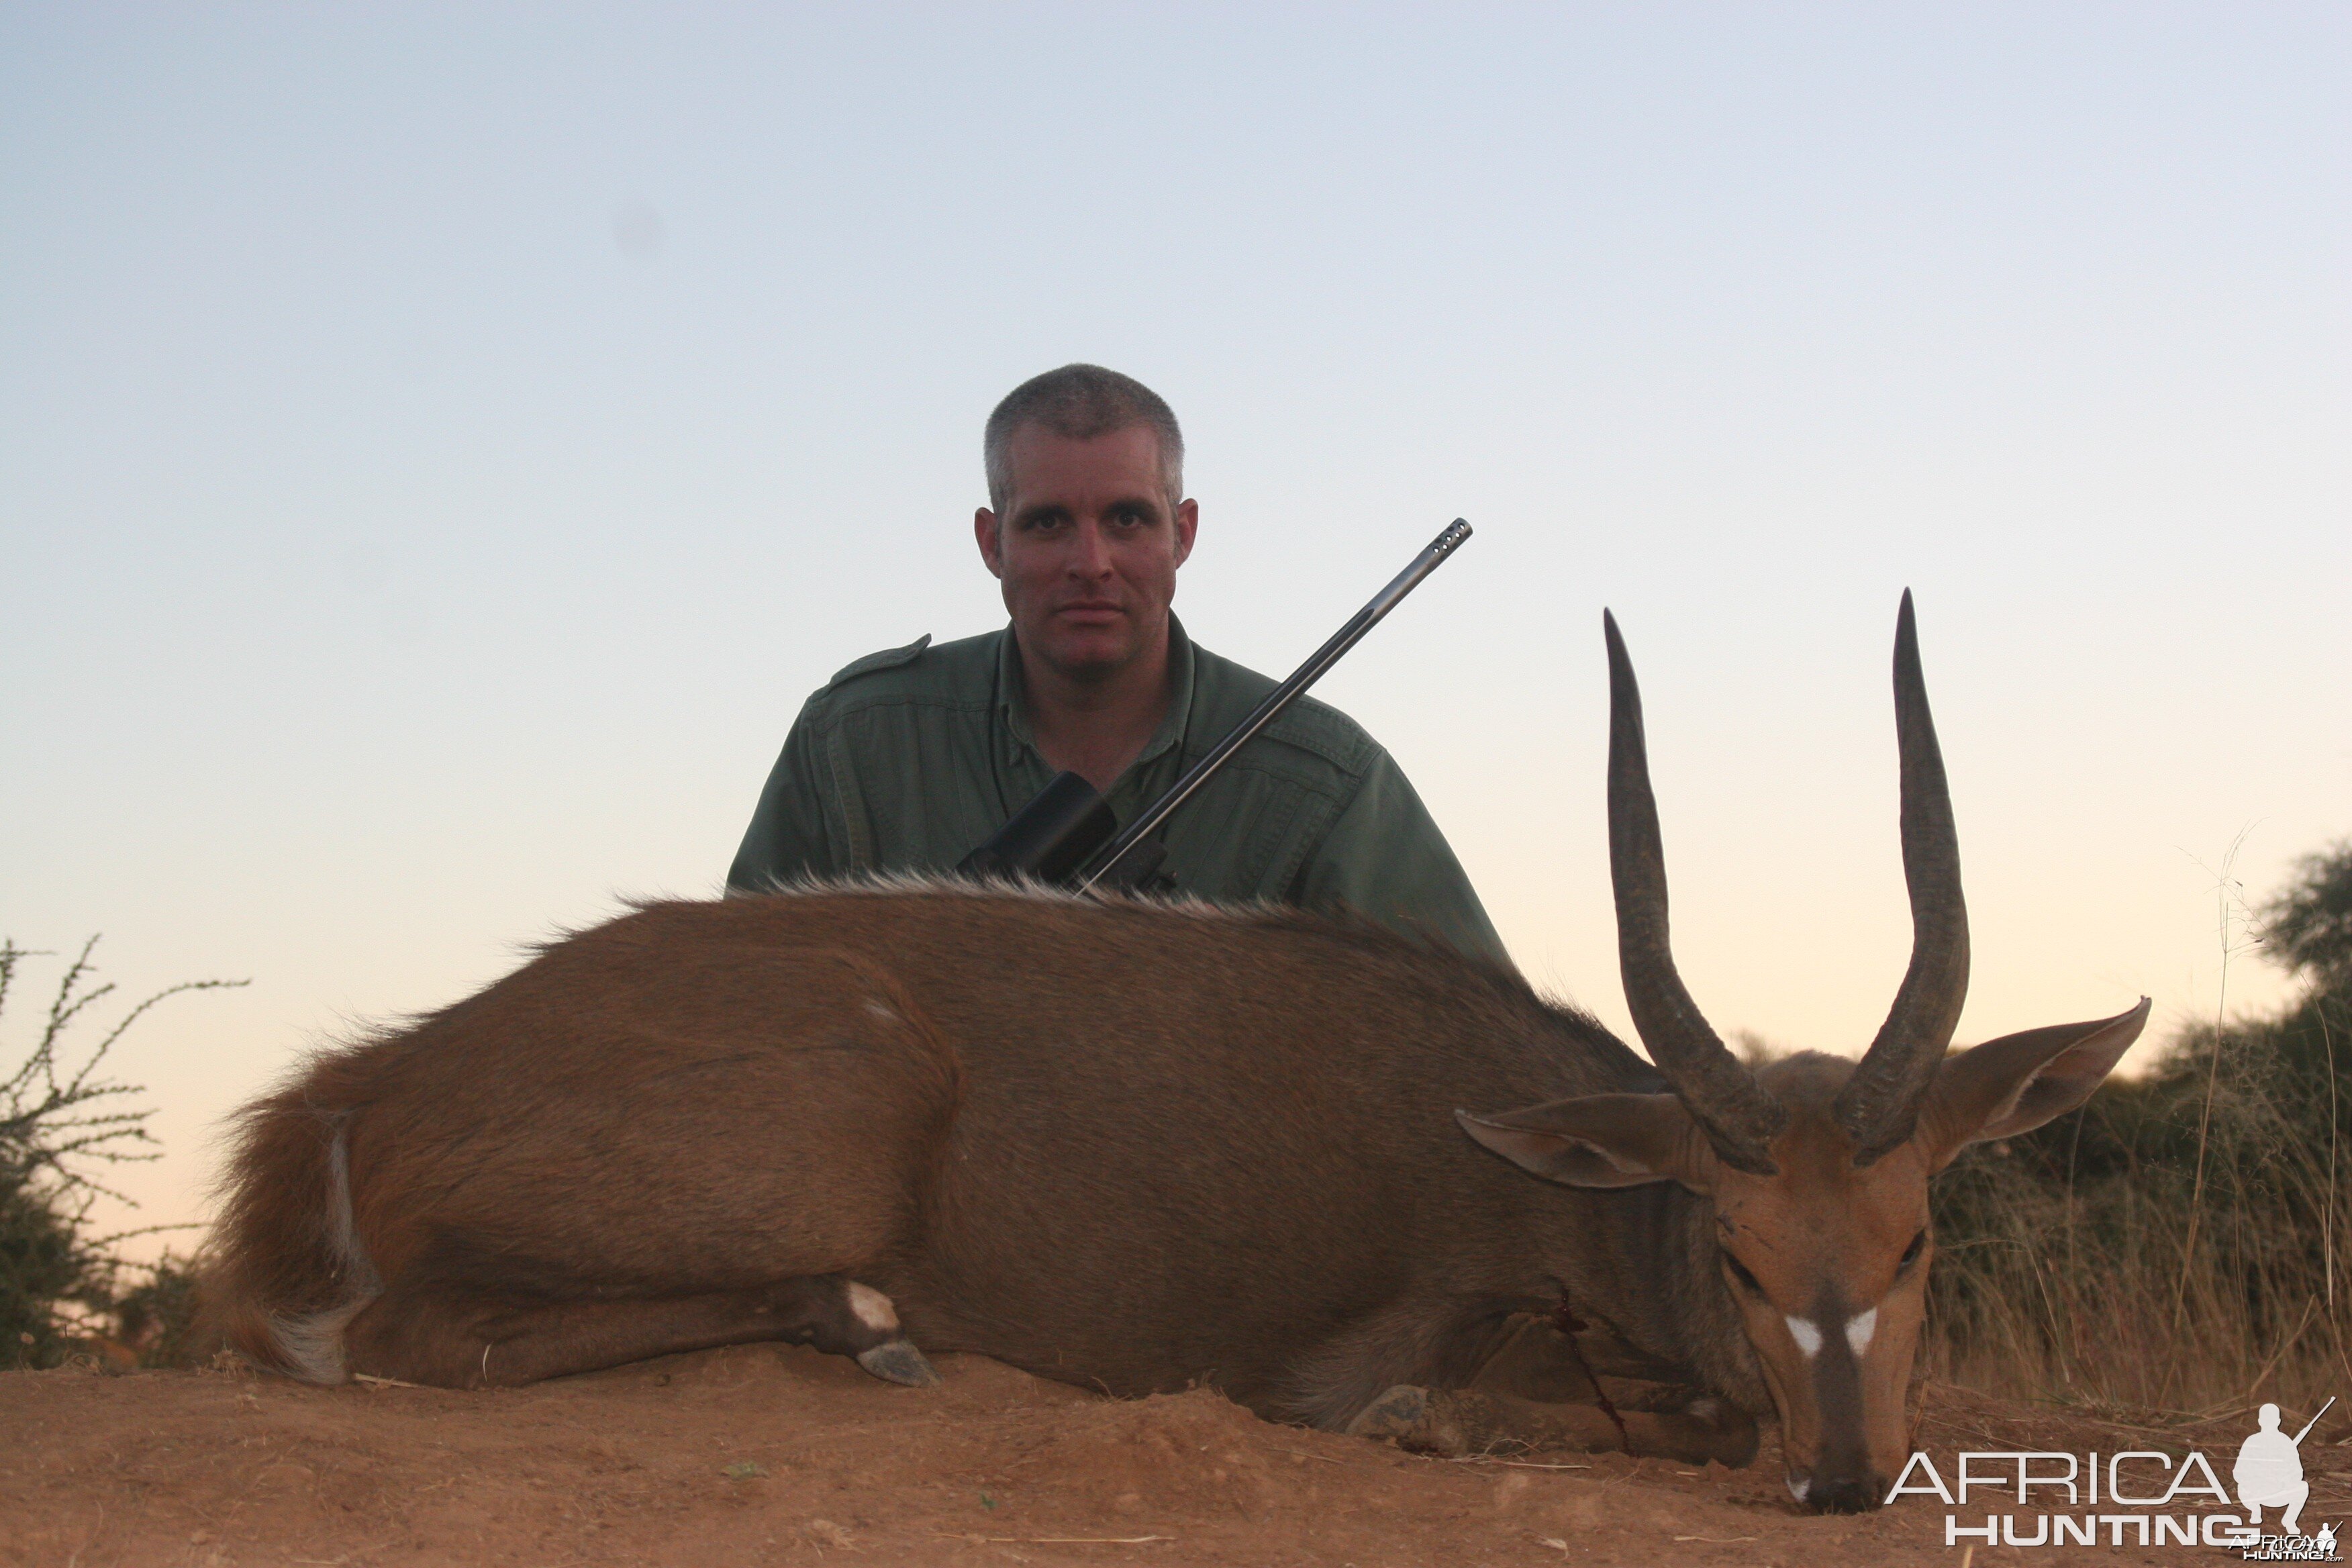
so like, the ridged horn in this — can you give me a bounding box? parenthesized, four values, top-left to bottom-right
(1831, 591, 1972, 1165)
(1604, 611, 1787, 1175)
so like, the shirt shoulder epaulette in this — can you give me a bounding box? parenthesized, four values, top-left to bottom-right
(821, 636, 932, 692)
(1259, 693, 1381, 777)
(1186, 641, 1380, 783)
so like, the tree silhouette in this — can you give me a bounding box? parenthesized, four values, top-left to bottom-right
(2263, 840, 2352, 988)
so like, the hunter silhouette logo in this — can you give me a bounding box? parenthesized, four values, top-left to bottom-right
(2237, 1399, 2331, 1537)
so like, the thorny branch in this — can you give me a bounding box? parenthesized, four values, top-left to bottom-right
(1, 936, 248, 1207)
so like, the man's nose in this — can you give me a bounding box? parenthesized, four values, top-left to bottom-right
(1065, 520, 1114, 577)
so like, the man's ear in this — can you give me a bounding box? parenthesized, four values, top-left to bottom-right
(975, 507, 1005, 578)
(1172, 497, 1198, 568)
(1456, 1094, 1715, 1193)
(1916, 998, 2151, 1170)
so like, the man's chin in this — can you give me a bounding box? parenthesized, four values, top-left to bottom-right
(1032, 632, 1142, 683)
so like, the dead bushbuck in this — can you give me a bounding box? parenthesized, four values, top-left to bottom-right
(203, 594, 2145, 1513)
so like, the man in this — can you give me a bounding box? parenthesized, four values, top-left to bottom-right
(728, 364, 1506, 965)
(2233, 1402, 2311, 1535)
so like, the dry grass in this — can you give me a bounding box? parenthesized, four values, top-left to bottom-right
(1924, 985, 2349, 1424)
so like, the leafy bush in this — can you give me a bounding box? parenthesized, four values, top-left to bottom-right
(1, 936, 242, 1369)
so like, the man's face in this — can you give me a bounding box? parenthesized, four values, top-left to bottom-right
(975, 422, 1197, 683)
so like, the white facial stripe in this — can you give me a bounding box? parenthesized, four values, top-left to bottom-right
(1782, 1308, 1879, 1361)
(1785, 1473, 1812, 1504)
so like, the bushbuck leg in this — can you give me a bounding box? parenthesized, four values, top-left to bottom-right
(1344, 1311, 1760, 1466)
(1464, 1310, 1710, 1403)
(344, 1274, 938, 1390)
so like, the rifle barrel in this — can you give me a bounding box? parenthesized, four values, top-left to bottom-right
(1075, 518, 1473, 892)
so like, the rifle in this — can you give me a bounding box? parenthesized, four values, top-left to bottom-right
(957, 518, 1473, 892)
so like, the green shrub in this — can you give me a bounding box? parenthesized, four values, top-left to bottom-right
(0, 936, 242, 1369)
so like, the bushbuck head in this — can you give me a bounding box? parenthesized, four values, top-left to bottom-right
(1459, 595, 2147, 1513)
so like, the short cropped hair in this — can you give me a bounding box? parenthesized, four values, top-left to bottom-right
(983, 364, 1185, 516)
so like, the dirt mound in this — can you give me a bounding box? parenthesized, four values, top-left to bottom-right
(3, 1347, 2340, 1565)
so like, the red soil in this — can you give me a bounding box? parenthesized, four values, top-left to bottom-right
(3, 1347, 2345, 1566)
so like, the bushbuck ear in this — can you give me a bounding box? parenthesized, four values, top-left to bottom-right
(1455, 1095, 1714, 1192)
(1917, 998, 2151, 1169)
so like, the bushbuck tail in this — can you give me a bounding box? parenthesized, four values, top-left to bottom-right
(203, 594, 2145, 1513)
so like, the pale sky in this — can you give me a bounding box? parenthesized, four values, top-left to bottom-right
(3, 4, 2346, 1253)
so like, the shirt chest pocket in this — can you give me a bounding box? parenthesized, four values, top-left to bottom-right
(1160, 769, 1331, 903)
(826, 708, 1011, 875)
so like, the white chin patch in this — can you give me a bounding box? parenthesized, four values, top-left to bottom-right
(1784, 1315, 1824, 1359)
(1786, 1473, 1812, 1504)
(1845, 1307, 1878, 1357)
(845, 1281, 900, 1332)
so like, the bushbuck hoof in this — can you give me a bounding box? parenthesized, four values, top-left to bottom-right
(1345, 1385, 1436, 1443)
(854, 1338, 941, 1387)
(1344, 1385, 1479, 1458)
(1791, 1469, 1885, 1514)
(1638, 1397, 1758, 1469)
(1349, 1386, 1758, 1466)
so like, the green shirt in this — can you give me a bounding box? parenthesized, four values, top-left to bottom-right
(728, 618, 1509, 967)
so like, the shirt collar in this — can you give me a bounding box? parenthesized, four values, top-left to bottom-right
(996, 614, 1197, 777)
(1140, 614, 1197, 767)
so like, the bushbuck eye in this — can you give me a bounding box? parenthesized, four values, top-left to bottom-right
(1721, 1251, 1763, 1294)
(1899, 1230, 1927, 1269)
